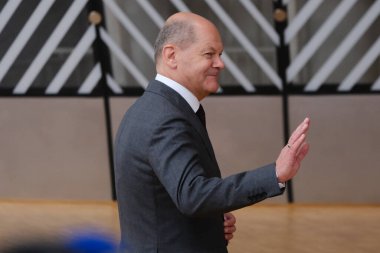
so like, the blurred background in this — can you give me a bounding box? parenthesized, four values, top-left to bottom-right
(0, 0, 379, 251)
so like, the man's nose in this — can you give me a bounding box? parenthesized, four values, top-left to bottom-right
(214, 55, 225, 69)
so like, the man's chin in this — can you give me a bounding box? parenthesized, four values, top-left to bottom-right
(205, 78, 219, 88)
(209, 83, 221, 94)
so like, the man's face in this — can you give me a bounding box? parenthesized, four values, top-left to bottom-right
(175, 24, 225, 100)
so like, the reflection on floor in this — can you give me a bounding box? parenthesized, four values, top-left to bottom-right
(0, 201, 379, 253)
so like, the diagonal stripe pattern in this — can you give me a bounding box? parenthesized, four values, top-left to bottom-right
(285, 0, 380, 91)
(286, 0, 357, 83)
(46, 25, 97, 94)
(0, 0, 378, 95)
(13, 0, 88, 94)
(304, 0, 380, 91)
(0, 0, 55, 85)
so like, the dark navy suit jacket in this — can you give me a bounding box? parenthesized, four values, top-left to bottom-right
(114, 80, 283, 252)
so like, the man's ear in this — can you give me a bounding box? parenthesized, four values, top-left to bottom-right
(162, 44, 177, 69)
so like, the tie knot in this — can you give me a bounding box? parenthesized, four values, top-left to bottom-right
(196, 105, 206, 128)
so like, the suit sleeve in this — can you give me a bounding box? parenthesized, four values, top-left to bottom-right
(148, 117, 284, 217)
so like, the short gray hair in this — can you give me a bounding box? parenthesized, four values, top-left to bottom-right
(154, 20, 196, 62)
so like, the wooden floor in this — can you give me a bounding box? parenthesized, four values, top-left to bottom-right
(0, 200, 379, 252)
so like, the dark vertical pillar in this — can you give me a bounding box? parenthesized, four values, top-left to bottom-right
(86, 0, 116, 200)
(273, 0, 293, 203)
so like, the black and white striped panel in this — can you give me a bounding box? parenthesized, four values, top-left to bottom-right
(101, 0, 282, 92)
(0, 0, 98, 95)
(1, 0, 379, 95)
(284, 0, 380, 92)
(0, 0, 283, 95)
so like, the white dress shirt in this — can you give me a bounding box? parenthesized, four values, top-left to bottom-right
(155, 74, 200, 113)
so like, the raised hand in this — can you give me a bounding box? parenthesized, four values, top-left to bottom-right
(275, 118, 310, 183)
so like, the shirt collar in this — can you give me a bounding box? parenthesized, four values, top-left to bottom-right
(155, 74, 200, 113)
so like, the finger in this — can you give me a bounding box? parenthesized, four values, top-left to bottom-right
(290, 133, 306, 154)
(224, 219, 235, 226)
(224, 212, 234, 220)
(288, 118, 310, 145)
(289, 119, 309, 145)
(296, 142, 310, 162)
(224, 225, 236, 234)
(290, 118, 308, 139)
(224, 213, 236, 225)
(225, 233, 234, 241)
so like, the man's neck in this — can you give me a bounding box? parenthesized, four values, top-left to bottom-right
(155, 74, 200, 113)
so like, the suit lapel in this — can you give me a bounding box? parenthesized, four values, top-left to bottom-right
(145, 80, 218, 164)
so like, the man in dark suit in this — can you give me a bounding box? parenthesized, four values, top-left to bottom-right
(114, 12, 310, 253)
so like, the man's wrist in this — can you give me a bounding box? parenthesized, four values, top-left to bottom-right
(275, 169, 286, 189)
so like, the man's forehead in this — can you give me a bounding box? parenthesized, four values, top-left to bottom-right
(201, 44, 223, 52)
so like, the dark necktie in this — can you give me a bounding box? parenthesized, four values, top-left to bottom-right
(196, 104, 206, 128)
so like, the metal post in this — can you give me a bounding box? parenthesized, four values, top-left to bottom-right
(87, 0, 117, 200)
(273, 0, 293, 203)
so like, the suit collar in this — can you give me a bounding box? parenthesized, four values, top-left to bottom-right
(145, 80, 217, 163)
(146, 80, 195, 117)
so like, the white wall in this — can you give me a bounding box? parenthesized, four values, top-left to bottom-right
(1, 96, 379, 204)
